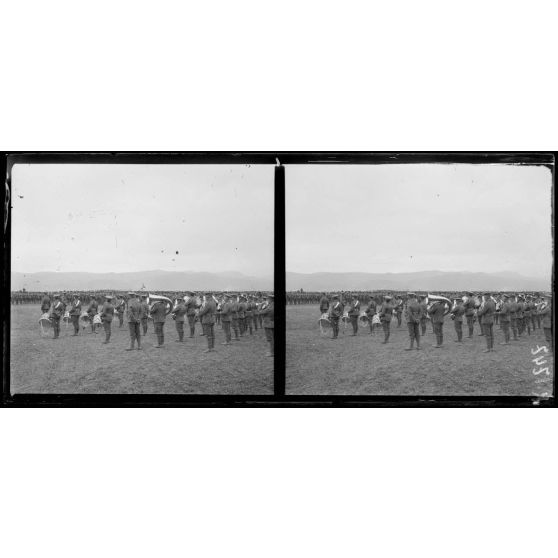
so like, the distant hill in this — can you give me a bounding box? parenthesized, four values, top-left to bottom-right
(11, 270, 273, 292)
(286, 270, 551, 292)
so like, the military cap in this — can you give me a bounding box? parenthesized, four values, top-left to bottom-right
(502, 293, 510, 299)
(105, 294, 113, 300)
(128, 291, 136, 296)
(53, 293, 60, 298)
(332, 294, 339, 299)
(384, 295, 393, 300)
(407, 292, 416, 298)
(222, 293, 230, 299)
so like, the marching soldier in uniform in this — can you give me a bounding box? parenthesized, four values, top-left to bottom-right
(328, 295, 343, 340)
(261, 293, 275, 357)
(319, 293, 329, 315)
(365, 295, 377, 335)
(198, 291, 217, 352)
(477, 292, 496, 352)
(220, 294, 233, 345)
(405, 293, 422, 350)
(185, 292, 197, 338)
(428, 299, 447, 348)
(69, 294, 82, 336)
(498, 294, 512, 345)
(50, 294, 65, 339)
(126, 292, 142, 350)
(116, 297, 126, 328)
(347, 294, 360, 336)
(463, 292, 476, 338)
(172, 296, 187, 342)
(151, 298, 167, 348)
(379, 295, 394, 344)
(101, 295, 115, 344)
(139, 294, 150, 335)
(450, 298, 465, 343)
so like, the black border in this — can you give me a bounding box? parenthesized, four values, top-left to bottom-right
(2, 151, 556, 407)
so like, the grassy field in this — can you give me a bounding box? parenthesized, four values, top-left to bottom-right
(10, 305, 273, 395)
(286, 304, 554, 396)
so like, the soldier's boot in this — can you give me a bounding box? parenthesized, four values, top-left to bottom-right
(405, 339, 414, 350)
(189, 327, 195, 338)
(416, 338, 421, 350)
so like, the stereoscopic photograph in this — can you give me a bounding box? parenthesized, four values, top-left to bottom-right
(286, 162, 554, 396)
(9, 162, 274, 395)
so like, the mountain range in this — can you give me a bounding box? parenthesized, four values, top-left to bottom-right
(286, 270, 551, 292)
(11, 270, 273, 292)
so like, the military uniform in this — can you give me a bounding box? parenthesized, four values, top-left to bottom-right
(394, 298, 403, 327)
(428, 301, 446, 347)
(539, 297, 552, 350)
(126, 293, 143, 350)
(151, 300, 167, 347)
(245, 298, 254, 335)
(405, 294, 422, 349)
(231, 296, 240, 341)
(508, 298, 519, 340)
(50, 296, 65, 339)
(450, 301, 465, 342)
(463, 295, 476, 338)
(498, 296, 511, 344)
(523, 299, 533, 336)
(41, 295, 51, 314)
(238, 298, 247, 336)
(516, 298, 525, 336)
(172, 300, 187, 342)
(347, 297, 360, 336)
(185, 294, 198, 337)
(477, 295, 496, 352)
(261, 295, 274, 356)
(87, 298, 98, 333)
(198, 293, 216, 352)
(140, 296, 150, 335)
(379, 298, 394, 343)
(319, 295, 329, 314)
(366, 298, 377, 334)
(419, 298, 428, 335)
(101, 297, 115, 343)
(116, 299, 126, 327)
(220, 297, 233, 344)
(69, 297, 82, 335)
(328, 297, 344, 339)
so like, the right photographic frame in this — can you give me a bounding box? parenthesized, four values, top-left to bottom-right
(285, 153, 554, 399)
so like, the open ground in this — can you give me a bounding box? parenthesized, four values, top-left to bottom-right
(286, 304, 554, 396)
(10, 305, 273, 395)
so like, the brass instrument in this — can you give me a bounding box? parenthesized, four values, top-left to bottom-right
(147, 293, 174, 315)
(426, 294, 452, 316)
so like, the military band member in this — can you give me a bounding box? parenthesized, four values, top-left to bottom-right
(428, 299, 447, 348)
(50, 294, 65, 339)
(41, 292, 51, 314)
(319, 293, 329, 315)
(450, 298, 465, 342)
(261, 293, 275, 357)
(477, 292, 496, 352)
(379, 295, 394, 344)
(172, 297, 187, 342)
(498, 294, 512, 345)
(508, 295, 519, 340)
(220, 294, 233, 345)
(245, 296, 254, 335)
(534, 295, 542, 330)
(215, 299, 222, 327)
(523, 296, 533, 336)
(231, 294, 241, 341)
(101, 295, 115, 344)
(463, 292, 476, 338)
(516, 295, 525, 337)
(198, 291, 216, 352)
(139, 294, 150, 335)
(87, 296, 98, 334)
(251, 296, 259, 331)
(394, 296, 403, 327)
(540, 294, 552, 351)
(405, 293, 422, 350)
(69, 294, 82, 335)
(328, 295, 343, 339)
(185, 292, 198, 338)
(126, 292, 142, 350)
(151, 299, 167, 348)
(348, 295, 360, 336)
(238, 295, 247, 336)
(116, 298, 126, 327)
(365, 295, 377, 335)
(419, 295, 428, 336)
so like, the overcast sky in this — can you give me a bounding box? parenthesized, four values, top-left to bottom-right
(286, 164, 553, 279)
(11, 164, 273, 276)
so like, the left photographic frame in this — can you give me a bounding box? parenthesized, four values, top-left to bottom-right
(3, 154, 277, 403)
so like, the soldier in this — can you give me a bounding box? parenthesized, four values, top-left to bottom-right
(428, 299, 447, 348)
(172, 296, 187, 342)
(418, 295, 428, 336)
(198, 291, 217, 353)
(251, 296, 259, 332)
(220, 294, 233, 345)
(516, 295, 525, 337)
(365, 295, 377, 335)
(379, 295, 394, 344)
(245, 296, 254, 335)
(139, 294, 150, 335)
(450, 298, 465, 343)
(215, 297, 222, 327)
(185, 292, 198, 338)
(238, 295, 247, 337)
(50, 294, 65, 339)
(394, 296, 403, 327)
(463, 292, 476, 338)
(151, 298, 167, 348)
(347, 294, 360, 336)
(328, 295, 344, 340)
(477, 292, 496, 352)
(87, 295, 99, 334)
(126, 292, 142, 350)
(101, 295, 115, 344)
(116, 297, 126, 328)
(230, 294, 241, 342)
(261, 293, 275, 357)
(498, 294, 512, 345)
(69, 294, 82, 336)
(534, 294, 542, 330)
(405, 293, 422, 350)
(539, 294, 552, 351)
(319, 292, 329, 315)
(257, 293, 264, 330)
(523, 296, 533, 336)
(41, 292, 51, 314)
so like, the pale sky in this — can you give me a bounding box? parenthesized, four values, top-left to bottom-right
(11, 164, 274, 276)
(286, 164, 553, 279)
